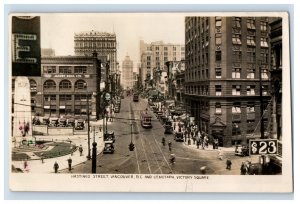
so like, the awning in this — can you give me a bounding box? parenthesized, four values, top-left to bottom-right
(59, 106, 66, 109)
(44, 106, 50, 109)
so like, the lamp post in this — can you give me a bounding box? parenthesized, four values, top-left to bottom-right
(259, 61, 265, 139)
(84, 83, 91, 160)
(129, 122, 135, 151)
(92, 126, 97, 173)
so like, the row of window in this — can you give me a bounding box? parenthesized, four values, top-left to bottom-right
(185, 85, 268, 96)
(43, 66, 88, 74)
(75, 42, 116, 48)
(44, 94, 92, 101)
(215, 67, 269, 79)
(215, 102, 256, 114)
(43, 79, 88, 90)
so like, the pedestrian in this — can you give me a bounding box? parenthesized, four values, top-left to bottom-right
(54, 161, 59, 173)
(79, 145, 83, 156)
(240, 162, 247, 175)
(218, 148, 223, 160)
(226, 159, 232, 170)
(41, 154, 44, 164)
(67, 157, 72, 172)
(168, 140, 172, 152)
(196, 140, 200, 149)
(23, 160, 28, 170)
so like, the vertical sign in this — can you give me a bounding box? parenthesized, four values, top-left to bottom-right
(12, 16, 41, 76)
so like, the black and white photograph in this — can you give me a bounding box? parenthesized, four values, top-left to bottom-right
(8, 13, 292, 192)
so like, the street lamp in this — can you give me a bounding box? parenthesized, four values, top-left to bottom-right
(129, 122, 135, 151)
(91, 125, 97, 174)
(84, 82, 91, 160)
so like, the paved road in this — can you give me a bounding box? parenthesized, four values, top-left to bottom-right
(61, 96, 259, 175)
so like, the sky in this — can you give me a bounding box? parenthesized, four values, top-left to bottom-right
(40, 13, 186, 71)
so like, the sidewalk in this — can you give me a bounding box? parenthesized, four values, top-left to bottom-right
(11, 118, 112, 174)
(181, 138, 236, 153)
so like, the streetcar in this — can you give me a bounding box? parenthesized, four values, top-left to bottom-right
(140, 110, 152, 128)
(133, 93, 139, 102)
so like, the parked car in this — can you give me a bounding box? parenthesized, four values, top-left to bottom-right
(174, 131, 184, 142)
(164, 121, 173, 134)
(235, 145, 250, 157)
(75, 119, 85, 130)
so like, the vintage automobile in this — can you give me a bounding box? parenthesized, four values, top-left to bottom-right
(66, 118, 75, 127)
(104, 131, 115, 142)
(174, 131, 184, 142)
(75, 119, 85, 130)
(133, 94, 139, 102)
(114, 106, 120, 113)
(103, 141, 115, 154)
(160, 115, 168, 124)
(164, 121, 173, 134)
(57, 118, 67, 127)
(235, 145, 250, 157)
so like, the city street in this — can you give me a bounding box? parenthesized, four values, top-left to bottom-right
(61, 96, 258, 175)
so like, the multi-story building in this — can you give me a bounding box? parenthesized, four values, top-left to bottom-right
(74, 31, 117, 74)
(122, 55, 134, 89)
(40, 53, 101, 120)
(139, 40, 185, 90)
(185, 17, 271, 147)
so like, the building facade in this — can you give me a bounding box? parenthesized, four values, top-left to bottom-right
(40, 54, 101, 120)
(74, 31, 117, 74)
(139, 40, 185, 89)
(185, 17, 271, 147)
(122, 55, 134, 89)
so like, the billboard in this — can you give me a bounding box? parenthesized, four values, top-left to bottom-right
(12, 16, 41, 76)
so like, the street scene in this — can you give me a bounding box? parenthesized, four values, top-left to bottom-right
(10, 14, 285, 176)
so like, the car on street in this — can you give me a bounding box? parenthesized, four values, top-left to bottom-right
(103, 141, 115, 154)
(174, 131, 184, 142)
(104, 131, 115, 142)
(235, 145, 250, 157)
(164, 121, 173, 134)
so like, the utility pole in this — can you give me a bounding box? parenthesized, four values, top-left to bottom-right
(259, 62, 265, 139)
(87, 93, 91, 160)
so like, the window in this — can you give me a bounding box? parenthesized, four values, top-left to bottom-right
(215, 51, 222, 61)
(247, 47, 256, 62)
(247, 67, 255, 79)
(44, 95, 56, 101)
(260, 21, 267, 31)
(232, 103, 241, 113)
(147, 56, 151, 60)
(30, 80, 37, 92)
(232, 51, 242, 62)
(215, 68, 222, 78)
(232, 122, 241, 135)
(215, 85, 222, 96)
(247, 18, 256, 30)
(75, 94, 91, 101)
(232, 34, 241, 45)
(164, 47, 168, 51)
(260, 37, 269, 48)
(173, 47, 176, 51)
(155, 46, 159, 50)
(43, 80, 56, 89)
(233, 17, 241, 28)
(261, 49, 269, 63)
(59, 80, 72, 89)
(59, 95, 72, 101)
(43, 66, 56, 74)
(74, 66, 87, 74)
(215, 102, 222, 114)
(262, 85, 268, 95)
(232, 85, 241, 95)
(59, 66, 72, 74)
(215, 33, 222, 45)
(75, 80, 87, 89)
(164, 57, 168, 61)
(156, 57, 160, 61)
(155, 52, 159, 55)
(147, 62, 151, 66)
(247, 85, 255, 95)
(247, 36, 256, 46)
(215, 17, 222, 27)
(261, 68, 268, 79)
(164, 52, 168, 56)
(247, 103, 255, 113)
(232, 68, 241, 79)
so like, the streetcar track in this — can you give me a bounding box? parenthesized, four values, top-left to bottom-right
(129, 101, 141, 174)
(132, 103, 174, 174)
